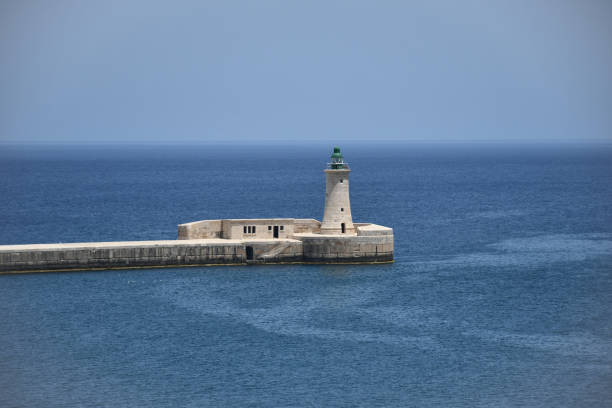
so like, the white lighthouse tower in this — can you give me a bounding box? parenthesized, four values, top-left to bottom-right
(320, 147, 355, 235)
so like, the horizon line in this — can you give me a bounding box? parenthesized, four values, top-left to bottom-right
(2, 139, 612, 146)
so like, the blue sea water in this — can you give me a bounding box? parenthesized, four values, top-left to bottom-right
(0, 143, 611, 407)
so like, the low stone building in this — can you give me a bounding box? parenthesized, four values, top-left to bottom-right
(178, 218, 306, 240)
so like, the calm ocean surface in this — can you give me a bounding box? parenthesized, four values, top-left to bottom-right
(1, 143, 611, 407)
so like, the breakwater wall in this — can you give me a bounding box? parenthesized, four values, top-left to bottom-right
(0, 240, 246, 273)
(0, 231, 392, 274)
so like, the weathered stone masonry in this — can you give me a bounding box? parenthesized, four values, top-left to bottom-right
(0, 240, 245, 273)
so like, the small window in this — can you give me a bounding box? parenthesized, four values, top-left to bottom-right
(280, 226, 284, 231)
(268, 226, 272, 230)
(340, 179, 343, 183)
(243, 226, 247, 233)
(252, 226, 256, 234)
(248, 226, 252, 233)
(341, 208, 344, 212)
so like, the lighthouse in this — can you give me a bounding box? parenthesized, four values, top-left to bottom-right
(320, 147, 355, 235)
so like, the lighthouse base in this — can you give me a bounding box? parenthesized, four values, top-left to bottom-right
(295, 230, 393, 264)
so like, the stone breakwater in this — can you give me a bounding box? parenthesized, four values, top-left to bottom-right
(0, 240, 246, 273)
(0, 228, 393, 274)
(0, 149, 395, 274)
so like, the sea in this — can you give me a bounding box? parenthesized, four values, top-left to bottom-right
(0, 143, 611, 407)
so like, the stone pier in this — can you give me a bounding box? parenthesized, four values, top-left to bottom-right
(0, 223, 393, 273)
(0, 148, 394, 274)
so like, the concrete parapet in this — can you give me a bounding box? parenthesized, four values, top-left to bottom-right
(356, 223, 394, 236)
(178, 220, 223, 239)
(294, 219, 321, 234)
(0, 240, 246, 273)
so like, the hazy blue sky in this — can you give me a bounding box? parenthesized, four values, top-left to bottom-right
(1, 0, 611, 144)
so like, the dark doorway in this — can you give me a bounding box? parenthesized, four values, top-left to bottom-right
(246, 246, 254, 260)
(273, 226, 279, 238)
(341, 223, 346, 233)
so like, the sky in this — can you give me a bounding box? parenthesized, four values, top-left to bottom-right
(1, 0, 611, 144)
